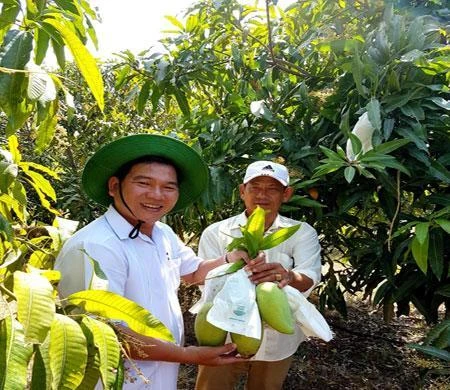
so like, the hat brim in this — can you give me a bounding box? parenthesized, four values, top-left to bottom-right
(243, 173, 288, 187)
(81, 134, 209, 212)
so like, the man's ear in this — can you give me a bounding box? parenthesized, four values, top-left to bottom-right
(239, 183, 246, 200)
(282, 186, 294, 202)
(108, 176, 119, 197)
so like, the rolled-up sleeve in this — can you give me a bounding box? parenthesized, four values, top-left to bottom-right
(291, 223, 322, 297)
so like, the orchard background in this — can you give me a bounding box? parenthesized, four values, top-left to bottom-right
(0, 0, 449, 388)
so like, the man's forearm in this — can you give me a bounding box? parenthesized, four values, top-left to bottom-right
(286, 270, 314, 292)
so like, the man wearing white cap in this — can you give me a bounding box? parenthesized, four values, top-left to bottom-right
(195, 160, 322, 390)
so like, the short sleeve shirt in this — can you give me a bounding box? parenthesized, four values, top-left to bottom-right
(55, 205, 202, 389)
(198, 212, 322, 361)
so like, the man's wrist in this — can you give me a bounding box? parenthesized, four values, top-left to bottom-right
(222, 252, 229, 263)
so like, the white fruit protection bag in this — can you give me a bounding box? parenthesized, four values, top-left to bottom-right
(285, 286, 333, 342)
(196, 268, 262, 339)
(189, 263, 230, 314)
(191, 265, 332, 342)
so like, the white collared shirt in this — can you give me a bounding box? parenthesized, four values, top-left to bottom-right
(55, 205, 202, 389)
(198, 212, 322, 361)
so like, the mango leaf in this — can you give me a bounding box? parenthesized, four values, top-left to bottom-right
(319, 145, 345, 161)
(429, 97, 450, 110)
(2, 319, 34, 389)
(241, 228, 259, 259)
(396, 127, 428, 152)
(76, 321, 101, 390)
(428, 229, 443, 280)
(43, 17, 104, 111)
(50, 30, 66, 68)
(0, 1, 20, 38)
(49, 314, 87, 390)
(411, 235, 428, 274)
(25, 264, 61, 283)
(0, 297, 14, 389)
(22, 166, 57, 201)
(312, 163, 344, 178)
(285, 195, 324, 208)
(35, 99, 59, 153)
(245, 206, 265, 247)
(429, 160, 450, 184)
(31, 337, 52, 390)
(165, 15, 185, 30)
(8, 133, 22, 163)
(226, 236, 246, 252)
(435, 219, 450, 234)
(83, 249, 109, 290)
(351, 50, 367, 97)
(13, 271, 55, 344)
(366, 98, 381, 131)
(66, 290, 175, 342)
(0, 161, 18, 193)
(20, 161, 59, 179)
(35, 28, 51, 65)
(414, 222, 430, 245)
(81, 316, 121, 389)
(0, 212, 13, 241)
(260, 224, 300, 250)
(344, 166, 356, 183)
(171, 85, 190, 116)
(113, 354, 125, 389)
(407, 344, 450, 362)
(205, 259, 246, 280)
(0, 30, 33, 116)
(373, 138, 410, 154)
(137, 80, 151, 114)
(0, 193, 26, 222)
(5, 99, 34, 135)
(400, 102, 425, 121)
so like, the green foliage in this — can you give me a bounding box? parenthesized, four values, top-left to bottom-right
(0, 0, 104, 150)
(409, 319, 450, 363)
(105, 0, 450, 325)
(227, 206, 300, 258)
(0, 266, 175, 388)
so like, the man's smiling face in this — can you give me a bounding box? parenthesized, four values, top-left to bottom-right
(108, 162, 179, 235)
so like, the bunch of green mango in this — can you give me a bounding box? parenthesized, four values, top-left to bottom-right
(194, 302, 263, 357)
(194, 207, 298, 357)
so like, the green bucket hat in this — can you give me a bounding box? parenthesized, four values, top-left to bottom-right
(81, 134, 209, 212)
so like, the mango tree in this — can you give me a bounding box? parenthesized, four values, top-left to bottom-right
(106, 0, 450, 327)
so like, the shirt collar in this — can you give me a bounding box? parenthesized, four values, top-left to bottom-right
(104, 205, 155, 242)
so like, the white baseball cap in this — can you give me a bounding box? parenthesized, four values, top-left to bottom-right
(243, 160, 289, 186)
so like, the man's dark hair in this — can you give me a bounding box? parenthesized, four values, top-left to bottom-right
(114, 155, 182, 183)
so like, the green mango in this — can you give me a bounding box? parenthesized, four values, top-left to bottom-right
(256, 282, 294, 334)
(231, 326, 263, 358)
(194, 302, 227, 346)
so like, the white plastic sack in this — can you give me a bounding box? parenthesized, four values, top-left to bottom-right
(285, 286, 333, 342)
(189, 263, 230, 314)
(207, 269, 262, 339)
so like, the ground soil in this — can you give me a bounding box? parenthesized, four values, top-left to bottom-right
(177, 283, 449, 390)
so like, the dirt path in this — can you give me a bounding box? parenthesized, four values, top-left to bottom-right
(178, 284, 449, 389)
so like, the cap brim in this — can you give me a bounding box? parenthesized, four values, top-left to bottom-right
(243, 173, 288, 187)
(82, 134, 209, 212)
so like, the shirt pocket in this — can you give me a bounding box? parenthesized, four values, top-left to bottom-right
(274, 252, 294, 270)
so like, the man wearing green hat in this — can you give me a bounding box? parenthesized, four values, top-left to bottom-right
(55, 134, 253, 389)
